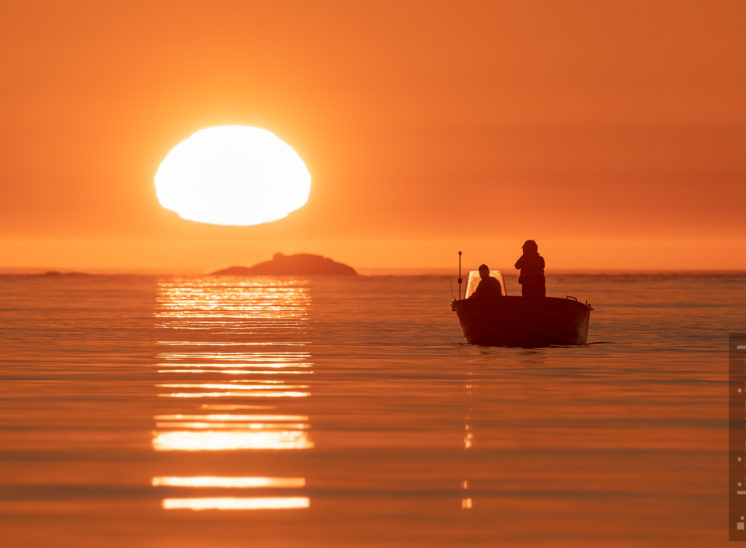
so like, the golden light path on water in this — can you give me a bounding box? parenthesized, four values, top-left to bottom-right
(162, 497, 310, 511)
(152, 477, 306, 488)
(152, 278, 313, 510)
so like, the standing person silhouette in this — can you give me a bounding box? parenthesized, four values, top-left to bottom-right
(514, 240, 545, 298)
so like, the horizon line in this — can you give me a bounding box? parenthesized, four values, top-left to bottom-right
(2, 267, 746, 277)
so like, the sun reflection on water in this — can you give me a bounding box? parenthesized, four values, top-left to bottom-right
(152, 277, 314, 509)
(162, 497, 310, 511)
(152, 476, 305, 488)
(153, 430, 313, 451)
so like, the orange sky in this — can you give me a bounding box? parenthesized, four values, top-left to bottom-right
(1, 1, 745, 272)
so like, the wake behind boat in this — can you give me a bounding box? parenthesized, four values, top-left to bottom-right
(452, 269, 592, 347)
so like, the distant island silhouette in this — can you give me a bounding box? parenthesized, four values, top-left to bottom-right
(211, 253, 358, 276)
(39, 271, 90, 277)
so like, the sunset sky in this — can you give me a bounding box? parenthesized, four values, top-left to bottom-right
(1, 1, 744, 272)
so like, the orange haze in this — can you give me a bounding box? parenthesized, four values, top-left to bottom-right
(1, 1, 745, 272)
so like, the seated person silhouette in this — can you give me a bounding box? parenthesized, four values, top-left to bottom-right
(468, 264, 503, 300)
(514, 240, 545, 298)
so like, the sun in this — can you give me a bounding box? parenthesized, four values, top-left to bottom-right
(154, 126, 311, 226)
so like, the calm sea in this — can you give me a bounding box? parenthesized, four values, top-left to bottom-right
(0, 273, 744, 547)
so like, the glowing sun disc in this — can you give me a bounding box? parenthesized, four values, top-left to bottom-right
(155, 126, 311, 226)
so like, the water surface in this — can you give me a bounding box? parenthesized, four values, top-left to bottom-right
(0, 273, 742, 546)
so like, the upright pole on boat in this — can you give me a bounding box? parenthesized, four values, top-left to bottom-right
(458, 251, 462, 300)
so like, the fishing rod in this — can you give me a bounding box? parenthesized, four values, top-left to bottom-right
(458, 250, 462, 300)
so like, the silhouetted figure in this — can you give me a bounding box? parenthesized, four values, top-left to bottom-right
(514, 240, 545, 298)
(468, 264, 503, 300)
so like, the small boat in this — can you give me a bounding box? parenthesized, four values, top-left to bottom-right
(452, 270, 592, 347)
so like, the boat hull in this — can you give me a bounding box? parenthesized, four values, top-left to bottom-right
(454, 296, 591, 347)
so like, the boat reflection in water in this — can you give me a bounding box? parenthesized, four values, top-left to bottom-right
(152, 277, 313, 510)
(461, 370, 474, 510)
